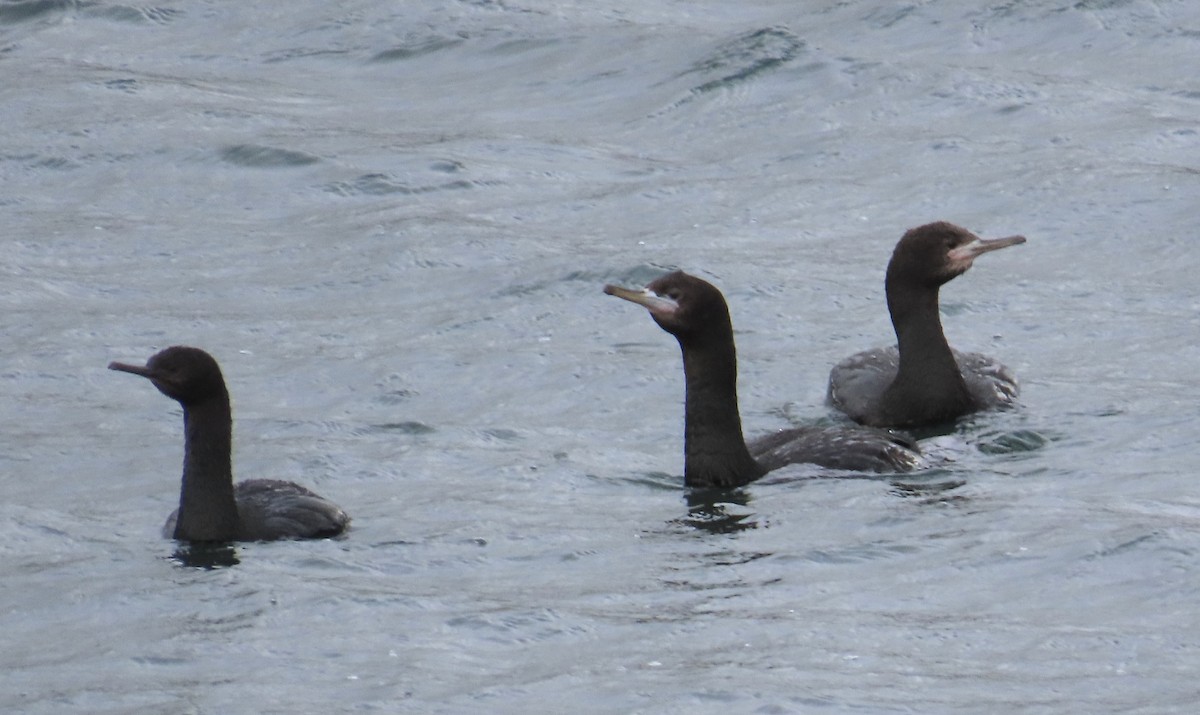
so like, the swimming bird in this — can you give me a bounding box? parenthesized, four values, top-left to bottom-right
(605, 271, 922, 489)
(109, 346, 350, 542)
(827, 222, 1026, 429)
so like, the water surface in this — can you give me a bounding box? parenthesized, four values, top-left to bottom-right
(3, 1, 1199, 712)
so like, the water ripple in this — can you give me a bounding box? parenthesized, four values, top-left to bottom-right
(219, 144, 320, 168)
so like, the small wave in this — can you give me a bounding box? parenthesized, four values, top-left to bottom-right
(370, 37, 464, 63)
(361, 421, 436, 436)
(104, 78, 138, 93)
(219, 144, 320, 168)
(681, 26, 806, 97)
(323, 172, 474, 197)
(976, 429, 1050, 455)
(85, 5, 181, 24)
(0, 0, 76, 25)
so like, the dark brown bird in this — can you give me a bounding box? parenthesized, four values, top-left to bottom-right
(606, 271, 922, 489)
(827, 221, 1026, 429)
(110, 346, 350, 542)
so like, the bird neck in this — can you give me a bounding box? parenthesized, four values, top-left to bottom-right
(176, 392, 241, 541)
(883, 281, 974, 424)
(679, 333, 766, 489)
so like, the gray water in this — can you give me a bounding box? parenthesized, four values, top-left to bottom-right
(3, 0, 1200, 712)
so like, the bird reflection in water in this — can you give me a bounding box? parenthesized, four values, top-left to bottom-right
(677, 488, 761, 534)
(170, 542, 240, 569)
